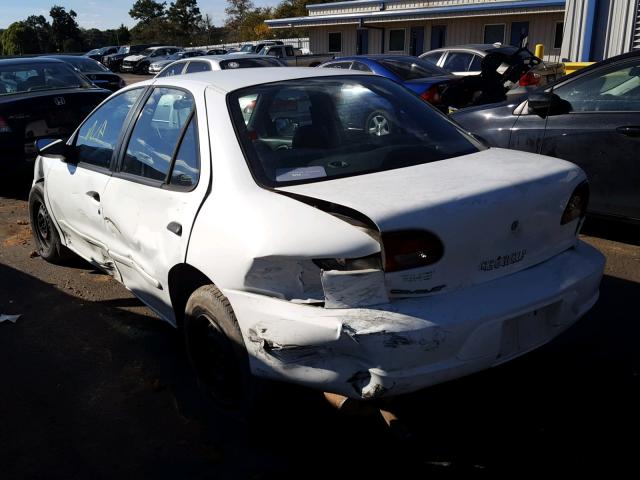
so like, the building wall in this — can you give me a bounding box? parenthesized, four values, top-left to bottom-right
(309, 12, 564, 61)
(561, 0, 638, 62)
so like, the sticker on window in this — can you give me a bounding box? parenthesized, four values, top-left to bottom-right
(276, 166, 327, 182)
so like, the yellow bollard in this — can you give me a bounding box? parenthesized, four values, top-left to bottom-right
(535, 43, 544, 59)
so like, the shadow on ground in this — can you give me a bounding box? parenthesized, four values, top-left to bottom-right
(1, 259, 638, 478)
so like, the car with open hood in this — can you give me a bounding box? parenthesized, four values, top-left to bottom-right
(121, 46, 183, 74)
(29, 68, 604, 408)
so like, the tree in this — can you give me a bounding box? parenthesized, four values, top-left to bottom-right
(167, 0, 202, 44)
(24, 15, 54, 53)
(129, 0, 166, 23)
(225, 0, 254, 41)
(49, 5, 81, 52)
(1, 22, 40, 55)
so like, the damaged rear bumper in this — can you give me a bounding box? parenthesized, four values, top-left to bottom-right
(224, 241, 604, 400)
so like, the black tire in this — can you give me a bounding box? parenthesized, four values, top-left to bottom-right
(28, 183, 71, 264)
(183, 285, 263, 412)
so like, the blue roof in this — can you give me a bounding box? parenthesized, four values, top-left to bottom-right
(267, 0, 566, 27)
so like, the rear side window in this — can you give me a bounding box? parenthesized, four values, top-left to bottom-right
(75, 88, 143, 168)
(185, 61, 211, 74)
(220, 58, 282, 69)
(121, 88, 197, 184)
(323, 62, 352, 70)
(169, 118, 199, 187)
(421, 52, 442, 65)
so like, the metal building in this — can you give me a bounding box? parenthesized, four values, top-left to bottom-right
(266, 0, 640, 62)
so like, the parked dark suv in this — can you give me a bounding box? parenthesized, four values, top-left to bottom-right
(102, 44, 159, 73)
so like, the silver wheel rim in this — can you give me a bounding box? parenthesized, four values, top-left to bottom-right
(368, 114, 390, 136)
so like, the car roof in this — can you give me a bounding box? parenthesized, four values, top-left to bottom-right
(428, 43, 515, 54)
(0, 57, 66, 66)
(143, 67, 366, 93)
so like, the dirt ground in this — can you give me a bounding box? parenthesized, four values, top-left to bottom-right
(1, 172, 639, 479)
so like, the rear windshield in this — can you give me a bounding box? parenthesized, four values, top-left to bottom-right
(65, 57, 110, 72)
(0, 63, 92, 95)
(228, 76, 481, 187)
(220, 58, 283, 69)
(378, 57, 449, 81)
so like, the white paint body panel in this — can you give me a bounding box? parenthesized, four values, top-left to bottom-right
(36, 68, 605, 399)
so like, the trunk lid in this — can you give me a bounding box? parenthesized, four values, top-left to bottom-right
(278, 148, 585, 297)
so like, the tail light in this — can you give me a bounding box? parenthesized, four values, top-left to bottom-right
(382, 230, 444, 272)
(420, 85, 441, 105)
(519, 71, 542, 87)
(561, 181, 589, 225)
(0, 116, 12, 133)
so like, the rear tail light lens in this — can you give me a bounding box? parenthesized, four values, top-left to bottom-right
(561, 181, 589, 225)
(0, 116, 12, 133)
(382, 230, 444, 272)
(420, 85, 441, 105)
(519, 71, 542, 87)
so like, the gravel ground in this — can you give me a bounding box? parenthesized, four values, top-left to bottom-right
(1, 177, 639, 478)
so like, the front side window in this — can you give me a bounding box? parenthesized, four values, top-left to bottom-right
(75, 88, 144, 168)
(121, 88, 195, 181)
(389, 29, 406, 52)
(421, 52, 442, 65)
(553, 60, 640, 112)
(229, 76, 480, 187)
(484, 24, 505, 44)
(328, 32, 342, 53)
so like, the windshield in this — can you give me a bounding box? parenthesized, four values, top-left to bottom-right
(240, 45, 255, 53)
(0, 62, 92, 95)
(228, 76, 480, 187)
(378, 57, 449, 81)
(117, 46, 130, 55)
(86, 49, 101, 56)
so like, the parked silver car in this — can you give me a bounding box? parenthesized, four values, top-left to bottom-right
(154, 54, 286, 78)
(148, 50, 206, 75)
(420, 43, 565, 95)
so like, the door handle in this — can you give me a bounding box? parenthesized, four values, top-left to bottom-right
(615, 126, 640, 137)
(167, 221, 182, 236)
(86, 191, 100, 202)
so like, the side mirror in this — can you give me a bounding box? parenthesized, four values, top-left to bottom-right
(35, 138, 76, 163)
(527, 92, 571, 118)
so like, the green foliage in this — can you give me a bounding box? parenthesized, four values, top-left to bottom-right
(167, 0, 202, 45)
(129, 0, 166, 22)
(1, 22, 40, 55)
(50, 5, 81, 51)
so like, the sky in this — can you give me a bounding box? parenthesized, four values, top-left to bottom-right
(0, 0, 278, 30)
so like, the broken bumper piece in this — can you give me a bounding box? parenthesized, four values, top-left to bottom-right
(224, 241, 604, 400)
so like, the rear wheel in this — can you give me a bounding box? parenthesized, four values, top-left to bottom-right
(183, 285, 262, 411)
(28, 183, 71, 264)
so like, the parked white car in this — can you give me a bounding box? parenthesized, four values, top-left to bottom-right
(29, 68, 604, 406)
(154, 54, 286, 78)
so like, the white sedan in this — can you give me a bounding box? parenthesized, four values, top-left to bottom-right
(154, 54, 286, 78)
(29, 68, 604, 406)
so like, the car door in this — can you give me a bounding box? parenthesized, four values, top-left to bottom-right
(45, 88, 145, 266)
(511, 58, 640, 220)
(100, 86, 211, 323)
